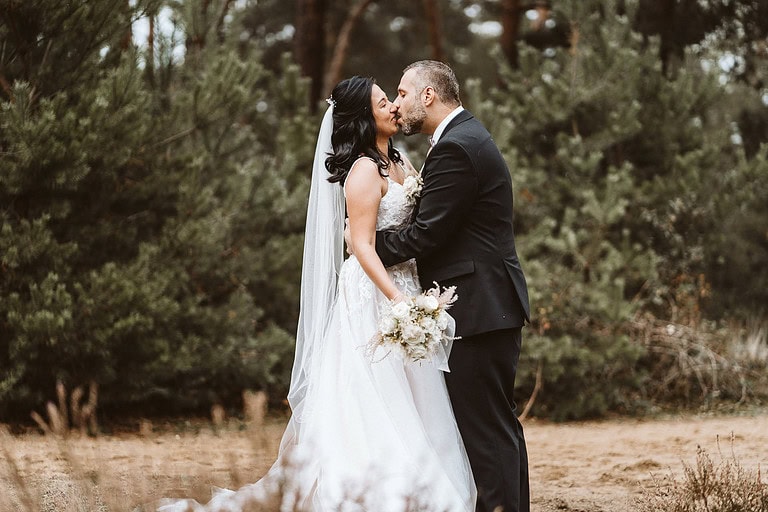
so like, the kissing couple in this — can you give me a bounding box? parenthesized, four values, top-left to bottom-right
(159, 60, 531, 512)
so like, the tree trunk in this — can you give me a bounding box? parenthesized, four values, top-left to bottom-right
(146, 13, 155, 86)
(635, 0, 681, 77)
(422, 0, 444, 62)
(658, 0, 676, 76)
(323, 0, 375, 97)
(215, 0, 235, 42)
(295, 0, 327, 111)
(500, 0, 521, 68)
(120, 0, 133, 50)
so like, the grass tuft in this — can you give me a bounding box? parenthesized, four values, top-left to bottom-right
(639, 434, 768, 512)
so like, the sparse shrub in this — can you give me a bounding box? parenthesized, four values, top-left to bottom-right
(629, 315, 768, 410)
(639, 439, 768, 512)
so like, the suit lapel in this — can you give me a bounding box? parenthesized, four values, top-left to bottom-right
(413, 110, 474, 220)
(421, 110, 473, 172)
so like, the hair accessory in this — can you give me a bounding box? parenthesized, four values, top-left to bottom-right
(325, 96, 336, 107)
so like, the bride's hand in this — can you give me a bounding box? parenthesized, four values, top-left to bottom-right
(390, 293, 407, 304)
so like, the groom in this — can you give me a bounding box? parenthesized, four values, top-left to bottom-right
(378, 61, 531, 512)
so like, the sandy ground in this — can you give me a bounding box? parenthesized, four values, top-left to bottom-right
(524, 413, 767, 511)
(1, 412, 766, 511)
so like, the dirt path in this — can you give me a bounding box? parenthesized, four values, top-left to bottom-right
(2, 412, 766, 511)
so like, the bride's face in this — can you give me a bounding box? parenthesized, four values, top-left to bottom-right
(370, 84, 398, 139)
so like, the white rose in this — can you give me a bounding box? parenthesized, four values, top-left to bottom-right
(403, 175, 423, 202)
(380, 315, 398, 334)
(436, 311, 450, 330)
(402, 323, 425, 343)
(403, 176, 420, 194)
(415, 294, 439, 313)
(409, 344, 429, 361)
(391, 301, 411, 320)
(420, 317, 437, 333)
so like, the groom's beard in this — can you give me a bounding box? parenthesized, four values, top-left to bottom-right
(398, 103, 427, 136)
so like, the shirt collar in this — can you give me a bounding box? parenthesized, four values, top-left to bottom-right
(430, 106, 464, 147)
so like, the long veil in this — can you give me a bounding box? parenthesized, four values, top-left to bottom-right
(284, 103, 344, 440)
(155, 106, 344, 512)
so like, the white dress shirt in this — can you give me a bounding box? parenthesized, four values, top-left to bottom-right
(429, 106, 465, 147)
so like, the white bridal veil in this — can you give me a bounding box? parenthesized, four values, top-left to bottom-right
(288, 104, 344, 423)
(157, 105, 345, 511)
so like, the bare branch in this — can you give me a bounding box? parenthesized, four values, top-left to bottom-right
(519, 360, 543, 421)
(322, 0, 375, 98)
(215, 0, 236, 41)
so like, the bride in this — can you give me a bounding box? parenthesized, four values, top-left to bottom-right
(158, 76, 475, 512)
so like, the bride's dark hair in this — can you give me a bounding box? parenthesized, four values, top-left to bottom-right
(325, 76, 402, 185)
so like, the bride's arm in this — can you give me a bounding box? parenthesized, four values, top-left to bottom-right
(345, 159, 404, 302)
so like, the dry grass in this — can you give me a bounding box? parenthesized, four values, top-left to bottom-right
(729, 318, 768, 366)
(637, 434, 768, 512)
(0, 388, 281, 512)
(631, 315, 768, 406)
(3, 383, 768, 512)
(0, 388, 450, 512)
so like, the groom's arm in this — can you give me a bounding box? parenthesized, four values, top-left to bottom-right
(376, 142, 477, 267)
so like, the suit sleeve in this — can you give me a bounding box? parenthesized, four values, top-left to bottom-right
(376, 141, 477, 267)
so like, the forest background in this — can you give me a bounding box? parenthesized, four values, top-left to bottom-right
(1, 0, 767, 425)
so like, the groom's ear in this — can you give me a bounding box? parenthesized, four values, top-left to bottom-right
(423, 86, 435, 107)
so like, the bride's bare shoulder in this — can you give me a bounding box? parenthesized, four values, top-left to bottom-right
(346, 157, 381, 182)
(345, 158, 386, 198)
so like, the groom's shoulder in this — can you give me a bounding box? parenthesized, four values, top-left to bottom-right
(444, 111, 491, 142)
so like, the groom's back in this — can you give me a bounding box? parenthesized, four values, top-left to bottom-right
(418, 112, 530, 337)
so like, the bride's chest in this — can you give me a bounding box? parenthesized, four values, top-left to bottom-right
(376, 179, 412, 230)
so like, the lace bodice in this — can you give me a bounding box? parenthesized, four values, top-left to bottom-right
(342, 159, 420, 302)
(343, 158, 415, 231)
(376, 177, 414, 230)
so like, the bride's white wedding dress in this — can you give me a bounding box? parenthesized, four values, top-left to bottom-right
(157, 168, 475, 512)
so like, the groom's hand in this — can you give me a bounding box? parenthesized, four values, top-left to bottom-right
(344, 218, 355, 255)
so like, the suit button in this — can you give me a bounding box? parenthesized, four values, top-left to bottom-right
(502, 314, 507, 319)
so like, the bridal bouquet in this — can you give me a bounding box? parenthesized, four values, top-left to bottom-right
(368, 283, 458, 363)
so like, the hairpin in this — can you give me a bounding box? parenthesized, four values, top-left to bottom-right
(326, 96, 336, 107)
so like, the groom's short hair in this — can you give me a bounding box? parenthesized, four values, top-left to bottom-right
(404, 60, 461, 107)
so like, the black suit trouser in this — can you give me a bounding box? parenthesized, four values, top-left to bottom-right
(444, 328, 530, 512)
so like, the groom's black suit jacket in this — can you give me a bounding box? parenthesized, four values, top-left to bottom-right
(376, 110, 530, 338)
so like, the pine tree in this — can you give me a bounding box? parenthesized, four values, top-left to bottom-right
(465, 0, 765, 418)
(0, 0, 315, 417)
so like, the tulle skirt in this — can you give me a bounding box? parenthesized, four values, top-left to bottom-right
(157, 257, 475, 512)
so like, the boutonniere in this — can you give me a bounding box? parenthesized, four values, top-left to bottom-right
(403, 174, 423, 203)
